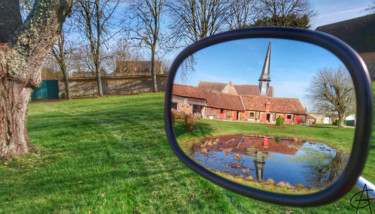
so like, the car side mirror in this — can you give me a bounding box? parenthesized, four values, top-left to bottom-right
(164, 27, 373, 206)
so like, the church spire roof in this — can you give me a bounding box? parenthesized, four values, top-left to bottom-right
(259, 40, 271, 82)
(258, 40, 272, 96)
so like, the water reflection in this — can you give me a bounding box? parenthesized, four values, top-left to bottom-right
(191, 134, 348, 189)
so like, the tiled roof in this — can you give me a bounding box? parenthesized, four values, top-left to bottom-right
(172, 84, 306, 115)
(198, 81, 227, 92)
(172, 84, 244, 111)
(242, 96, 306, 115)
(172, 84, 208, 100)
(316, 14, 375, 53)
(206, 91, 244, 111)
(198, 81, 274, 97)
(234, 85, 274, 96)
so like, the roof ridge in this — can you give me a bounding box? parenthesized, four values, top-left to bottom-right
(316, 14, 375, 29)
(242, 95, 298, 99)
(239, 95, 245, 110)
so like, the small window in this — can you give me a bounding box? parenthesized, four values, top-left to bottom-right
(287, 115, 292, 119)
(250, 112, 255, 118)
(220, 109, 224, 113)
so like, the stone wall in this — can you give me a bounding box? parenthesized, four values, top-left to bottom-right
(59, 75, 167, 98)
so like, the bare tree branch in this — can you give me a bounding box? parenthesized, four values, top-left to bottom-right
(73, 0, 120, 96)
(227, 0, 259, 29)
(167, 0, 231, 45)
(51, 31, 71, 99)
(306, 66, 355, 128)
(125, 0, 166, 92)
(253, 0, 315, 28)
(73, 0, 84, 6)
(367, 0, 375, 13)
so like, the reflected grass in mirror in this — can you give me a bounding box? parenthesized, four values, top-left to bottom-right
(171, 38, 355, 194)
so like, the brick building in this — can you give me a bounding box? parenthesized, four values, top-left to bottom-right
(198, 80, 274, 97)
(171, 40, 309, 125)
(172, 84, 307, 125)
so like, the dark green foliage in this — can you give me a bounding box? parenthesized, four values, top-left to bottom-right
(253, 14, 310, 28)
(184, 114, 195, 131)
(345, 120, 355, 126)
(334, 120, 356, 127)
(276, 117, 284, 126)
(275, 136, 281, 143)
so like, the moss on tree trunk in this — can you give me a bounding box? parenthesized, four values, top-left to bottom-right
(0, 78, 33, 158)
(0, 0, 73, 158)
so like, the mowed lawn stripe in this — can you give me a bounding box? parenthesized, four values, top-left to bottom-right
(1, 94, 233, 213)
(0, 92, 373, 213)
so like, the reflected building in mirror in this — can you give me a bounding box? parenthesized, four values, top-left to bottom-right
(172, 41, 312, 125)
(192, 134, 306, 181)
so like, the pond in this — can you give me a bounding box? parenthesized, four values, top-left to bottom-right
(190, 134, 349, 189)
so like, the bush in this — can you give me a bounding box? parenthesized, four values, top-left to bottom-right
(174, 111, 185, 120)
(184, 114, 195, 131)
(193, 113, 201, 121)
(171, 111, 175, 126)
(275, 136, 281, 143)
(276, 117, 284, 126)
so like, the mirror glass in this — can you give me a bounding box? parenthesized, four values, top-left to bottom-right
(171, 38, 356, 194)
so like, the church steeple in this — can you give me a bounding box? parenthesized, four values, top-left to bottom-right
(259, 40, 271, 96)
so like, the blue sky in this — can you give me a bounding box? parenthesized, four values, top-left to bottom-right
(146, 1, 374, 63)
(310, 0, 371, 29)
(174, 38, 347, 112)
(171, 1, 372, 111)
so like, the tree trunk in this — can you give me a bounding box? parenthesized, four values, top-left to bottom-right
(151, 46, 157, 92)
(0, 0, 72, 159)
(95, 63, 103, 96)
(338, 112, 345, 128)
(61, 59, 70, 100)
(0, 79, 33, 159)
(62, 66, 70, 100)
(95, 0, 103, 97)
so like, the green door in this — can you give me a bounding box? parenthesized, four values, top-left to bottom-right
(32, 80, 59, 100)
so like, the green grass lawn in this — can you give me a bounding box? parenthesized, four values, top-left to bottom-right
(0, 91, 374, 213)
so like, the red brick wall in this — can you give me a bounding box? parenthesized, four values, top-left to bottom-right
(224, 110, 232, 119)
(205, 107, 218, 118)
(177, 103, 193, 114)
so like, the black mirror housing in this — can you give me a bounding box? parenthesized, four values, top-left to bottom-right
(164, 27, 373, 206)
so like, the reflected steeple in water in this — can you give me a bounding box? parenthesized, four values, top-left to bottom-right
(190, 134, 348, 189)
(254, 151, 266, 181)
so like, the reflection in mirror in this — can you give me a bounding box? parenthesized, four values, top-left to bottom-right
(171, 38, 355, 194)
